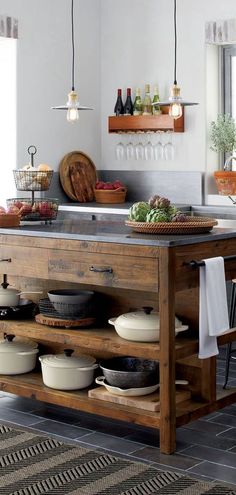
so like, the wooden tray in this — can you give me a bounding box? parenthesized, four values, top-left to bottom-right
(0, 214, 20, 227)
(35, 313, 96, 329)
(88, 386, 191, 412)
(125, 216, 218, 234)
(59, 151, 97, 202)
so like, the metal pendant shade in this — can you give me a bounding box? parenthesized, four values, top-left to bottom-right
(51, 0, 93, 121)
(154, 0, 198, 117)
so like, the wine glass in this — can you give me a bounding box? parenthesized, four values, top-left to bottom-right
(134, 134, 144, 160)
(163, 131, 175, 161)
(126, 133, 135, 160)
(115, 137, 125, 160)
(153, 131, 164, 160)
(144, 135, 154, 161)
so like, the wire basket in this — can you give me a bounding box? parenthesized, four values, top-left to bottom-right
(6, 198, 59, 221)
(13, 170, 53, 191)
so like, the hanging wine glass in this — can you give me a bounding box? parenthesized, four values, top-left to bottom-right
(163, 131, 175, 160)
(126, 133, 135, 160)
(134, 133, 144, 160)
(115, 135, 125, 160)
(144, 134, 154, 161)
(153, 131, 164, 160)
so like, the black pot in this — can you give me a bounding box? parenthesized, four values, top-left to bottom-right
(99, 356, 159, 388)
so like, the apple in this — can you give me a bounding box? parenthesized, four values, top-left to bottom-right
(103, 182, 114, 190)
(38, 202, 53, 218)
(7, 205, 20, 215)
(19, 204, 32, 216)
(112, 180, 124, 189)
(95, 181, 105, 190)
(12, 200, 23, 210)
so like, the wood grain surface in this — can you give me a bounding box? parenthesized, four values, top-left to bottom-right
(69, 161, 96, 202)
(35, 313, 96, 328)
(88, 387, 191, 412)
(59, 151, 97, 202)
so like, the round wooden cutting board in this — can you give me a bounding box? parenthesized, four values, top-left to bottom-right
(59, 151, 97, 202)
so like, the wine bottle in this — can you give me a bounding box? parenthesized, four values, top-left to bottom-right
(152, 85, 161, 115)
(133, 88, 142, 116)
(142, 84, 152, 115)
(123, 88, 133, 115)
(114, 89, 124, 116)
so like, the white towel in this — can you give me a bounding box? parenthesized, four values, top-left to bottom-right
(199, 256, 229, 359)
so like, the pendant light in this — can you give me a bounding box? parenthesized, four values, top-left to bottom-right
(52, 0, 92, 122)
(153, 0, 198, 119)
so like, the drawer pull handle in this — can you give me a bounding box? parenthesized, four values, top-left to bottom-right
(90, 266, 113, 274)
(0, 258, 11, 262)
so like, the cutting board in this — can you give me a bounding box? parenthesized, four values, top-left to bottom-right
(69, 161, 96, 202)
(59, 151, 97, 202)
(88, 387, 191, 412)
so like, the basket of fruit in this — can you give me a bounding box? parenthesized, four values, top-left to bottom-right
(125, 196, 218, 234)
(13, 164, 53, 191)
(94, 180, 127, 204)
(6, 198, 59, 222)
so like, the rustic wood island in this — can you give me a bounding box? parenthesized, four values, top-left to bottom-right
(0, 217, 236, 454)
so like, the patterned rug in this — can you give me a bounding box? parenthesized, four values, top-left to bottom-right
(0, 423, 235, 495)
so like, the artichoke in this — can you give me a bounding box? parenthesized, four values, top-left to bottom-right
(146, 208, 171, 223)
(129, 201, 150, 222)
(171, 212, 188, 222)
(148, 195, 160, 208)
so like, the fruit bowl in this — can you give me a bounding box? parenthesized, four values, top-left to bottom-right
(6, 198, 59, 221)
(94, 187, 127, 204)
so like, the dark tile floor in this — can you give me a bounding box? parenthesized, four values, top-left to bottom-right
(1, 349, 236, 488)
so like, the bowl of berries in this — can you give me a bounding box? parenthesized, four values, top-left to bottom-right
(94, 180, 127, 204)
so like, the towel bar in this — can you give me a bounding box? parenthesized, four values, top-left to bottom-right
(186, 254, 236, 268)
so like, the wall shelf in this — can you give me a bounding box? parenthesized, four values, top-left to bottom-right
(108, 107, 184, 133)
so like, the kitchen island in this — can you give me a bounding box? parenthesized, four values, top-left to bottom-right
(0, 215, 236, 454)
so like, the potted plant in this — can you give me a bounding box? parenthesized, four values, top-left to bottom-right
(210, 113, 236, 195)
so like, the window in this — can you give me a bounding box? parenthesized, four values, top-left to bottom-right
(0, 37, 17, 207)
(223, 45, 236, 118)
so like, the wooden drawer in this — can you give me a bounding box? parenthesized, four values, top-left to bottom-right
(48, 249, 158, 291)
(0, 245, 48, 279)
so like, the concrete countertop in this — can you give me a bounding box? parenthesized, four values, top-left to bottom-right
(1, 213, 236, 247)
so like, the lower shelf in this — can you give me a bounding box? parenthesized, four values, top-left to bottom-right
(0, 372, 236, 431)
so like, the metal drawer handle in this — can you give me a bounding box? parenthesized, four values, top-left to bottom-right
(90, 265, 113, 274)
(0, 258, 11, 262)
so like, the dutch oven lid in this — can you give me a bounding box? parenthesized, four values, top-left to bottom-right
(0, 334, 38, 353)
(115, 307, 182, 330)
(41, 349, 96, 368)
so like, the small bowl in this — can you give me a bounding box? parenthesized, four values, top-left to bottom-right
(47, 289, 94, 317)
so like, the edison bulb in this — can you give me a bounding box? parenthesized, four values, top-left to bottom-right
(67, 107, 79, 122)
(169, 103, 182, 120)
(66, 90, 79, 123)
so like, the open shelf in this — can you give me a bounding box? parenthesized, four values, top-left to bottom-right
(108, 107, 184, 133)
(0, 319, 199, 360)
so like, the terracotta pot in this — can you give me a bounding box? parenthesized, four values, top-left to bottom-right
(214, 171, 236, 195)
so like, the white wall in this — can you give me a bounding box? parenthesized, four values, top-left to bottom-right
(2, 0, 236, 196)
(101, 0, 236, 179)
(0, 0, 101, 170)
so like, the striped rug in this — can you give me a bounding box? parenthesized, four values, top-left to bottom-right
(0, 423, 235, 495)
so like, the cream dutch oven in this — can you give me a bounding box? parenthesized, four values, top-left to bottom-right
(0, 334, 38, 374)
(39, 349, 98, 390)
(108, 306, 189, 342)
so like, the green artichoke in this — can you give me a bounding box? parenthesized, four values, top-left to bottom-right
(129, 202, 150, 222)
(146, 208, 171, 223)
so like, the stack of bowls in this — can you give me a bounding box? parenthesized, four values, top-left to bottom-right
(47, 289, 94, 319)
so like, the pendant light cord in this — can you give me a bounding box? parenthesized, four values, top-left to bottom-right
(71, 0, 75, 91)
(174, 0, 177, 85)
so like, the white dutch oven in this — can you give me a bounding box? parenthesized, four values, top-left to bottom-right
(108, 306, 189, 342)
(0, 334, 39, 374)
(0, 286, 42, 307)
(39, 349, 98, 390)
